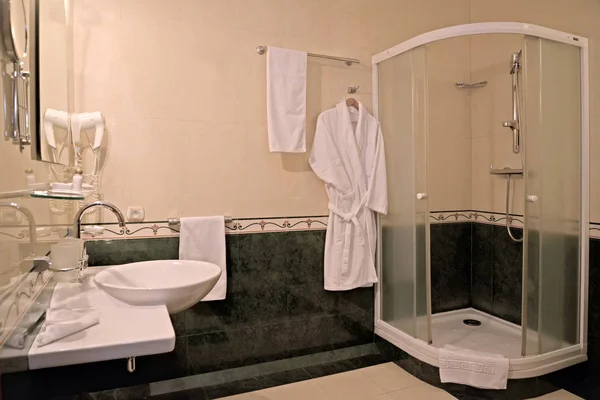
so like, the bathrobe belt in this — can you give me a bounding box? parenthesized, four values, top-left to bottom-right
(328, 194, 368, 274)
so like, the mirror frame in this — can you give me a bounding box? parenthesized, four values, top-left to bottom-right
(28, 0, 41, 162)
(0, 0, 27, 63)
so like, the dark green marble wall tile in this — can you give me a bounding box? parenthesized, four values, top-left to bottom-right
(185, 231, 373, 345)
(430, 223, 472, 313)
(27, 229, 375, 396)
(86, 237, 180, 266)
(1, 338, 188, 399)
(471, 223, 494, 314)
(491, 225, 523, 325)
(328, 310, 374, 351)
(589, 239, 600, 355)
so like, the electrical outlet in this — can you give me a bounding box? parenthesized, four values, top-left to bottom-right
(0, 209, 22, 225)
(126, 206, 145, 222)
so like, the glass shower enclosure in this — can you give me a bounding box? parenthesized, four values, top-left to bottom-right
(373, 23, 589, 378)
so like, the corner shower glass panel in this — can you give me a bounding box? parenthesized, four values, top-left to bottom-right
(523, 36, 581, 355)
(379, 45, 431, 343)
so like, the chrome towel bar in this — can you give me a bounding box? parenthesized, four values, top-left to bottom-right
(168, 217, 233, 227)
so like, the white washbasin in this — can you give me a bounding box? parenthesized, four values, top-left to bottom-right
(94, 260, 221, 313)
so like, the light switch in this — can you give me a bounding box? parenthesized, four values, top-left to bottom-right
(126, 206, 145, 222)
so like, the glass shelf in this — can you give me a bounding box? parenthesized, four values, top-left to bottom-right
(0, 189, 85, 201)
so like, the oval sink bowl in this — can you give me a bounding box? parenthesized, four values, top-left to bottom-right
(94, 260, 221, 313)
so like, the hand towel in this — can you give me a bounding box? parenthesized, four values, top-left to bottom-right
(179, 216, 227, 301)
(267, 46, 307, 153)
(50, 290, 93, 309)
(36, 308, 99, 347)
(439, 344, 509, 390)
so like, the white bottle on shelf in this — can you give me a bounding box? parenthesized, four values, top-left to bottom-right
(25, 168, 36, 188)
(72, 167, 83, 192)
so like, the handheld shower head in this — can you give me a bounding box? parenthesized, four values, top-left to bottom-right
(510, 50, 522, 74)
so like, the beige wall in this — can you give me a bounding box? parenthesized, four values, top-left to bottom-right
(469, 0, 600, 221)
(2, 0, 600, 222)
(427, 37, 472, 212)
(73, 0, 365, 220)
(470, 34, 525, 215)
(71, 0, 471, 221)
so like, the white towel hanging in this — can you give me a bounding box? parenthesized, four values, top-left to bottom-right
(266, 46, 308, 153)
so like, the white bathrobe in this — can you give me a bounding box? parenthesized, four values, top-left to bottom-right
(310, 100, 388, 291)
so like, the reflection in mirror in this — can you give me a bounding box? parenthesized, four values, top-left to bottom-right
(2, 0, 28, 61)
(8, 0, 27, 60)
(1, 0, 30, 150)
(36, 0, 70, 165)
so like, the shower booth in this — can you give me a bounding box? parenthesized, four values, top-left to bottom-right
(373, 23, 589, 378)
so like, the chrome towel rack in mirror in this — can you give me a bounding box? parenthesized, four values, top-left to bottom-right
(256, 45, 360, 66)
(490, 166, 523, 175)
(168, 217, 233, 228)
(455, 81, 488, 89)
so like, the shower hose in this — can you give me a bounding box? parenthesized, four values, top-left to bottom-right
(505, 174, 523, 243)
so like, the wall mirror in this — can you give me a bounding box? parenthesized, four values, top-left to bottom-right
(1, 0, 71, 165)
(1, 0, 29, 150)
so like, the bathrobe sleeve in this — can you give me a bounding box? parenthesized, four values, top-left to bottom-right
(365, 122, 388, 215)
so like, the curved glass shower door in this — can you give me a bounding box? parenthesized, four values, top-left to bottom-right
(378, 45, 431, 344)
(522, 36, 582, 356)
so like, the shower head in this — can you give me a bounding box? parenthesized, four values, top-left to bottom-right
(510, 50, 522, 74)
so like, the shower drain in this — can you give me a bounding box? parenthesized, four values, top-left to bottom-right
(463, 319, 482, 327)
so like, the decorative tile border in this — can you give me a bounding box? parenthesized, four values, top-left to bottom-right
(79, 216, 329, 240)
(5, 212, 600, 240)
(432, 209, 600, 239)
(0, 225, 67, 244)
(230, 216, 328, 234)
(430, 210, 524, 229)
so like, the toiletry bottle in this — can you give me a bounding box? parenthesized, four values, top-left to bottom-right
(25, 168, 35, 188)
(72, 167, 83, 192)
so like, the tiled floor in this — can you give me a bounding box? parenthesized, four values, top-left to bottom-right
(215, 363, 583, 400)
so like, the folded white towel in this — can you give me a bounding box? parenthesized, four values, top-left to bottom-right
(50, 291, 93, 309)
(179, 216, 227, 301)
(267, 46, 308, 153)
(439, 344, 509, 390)
(36, 308, 99, 347)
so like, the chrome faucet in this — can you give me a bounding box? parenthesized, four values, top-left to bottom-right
(0, 202, 36, 256)
(73, 201, 126, 239)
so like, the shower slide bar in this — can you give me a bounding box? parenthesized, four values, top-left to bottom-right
(455, 81, 488, 89)
(490, 166, 523, 175)
(256, 45, 360, 66)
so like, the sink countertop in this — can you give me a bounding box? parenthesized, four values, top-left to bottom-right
(27, 267, 175, 370)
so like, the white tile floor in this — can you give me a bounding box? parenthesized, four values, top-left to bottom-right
(220, 363, 583, 400)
